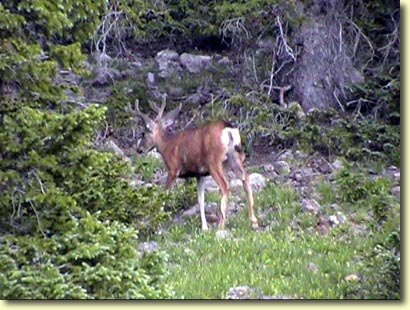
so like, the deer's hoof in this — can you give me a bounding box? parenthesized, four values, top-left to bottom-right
(251, 222, 259, 230)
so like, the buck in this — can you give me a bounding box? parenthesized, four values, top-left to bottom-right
(127, 99, 258, 230)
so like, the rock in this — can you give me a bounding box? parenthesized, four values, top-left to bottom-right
(92, 51, 112, 66)
(184, 93, 203, 106)
(129, 179, 146, 188)
(230, 178, 243, 191)
(226, 286, 291, 300)
(291, 217, 301, 232)
(301, 199, 321, 215)
(387, 165, 399, 172)
(344, 274, 360, 282)
(179, 53, 212, 73)
(331, 159, 344, 171)
(249, 173, 267, 192)
(273, 161, 291, 176)
(294, 172, 303, 182)
(217, 56, 232, 66)
(316, 216, 331, 235)
(92, 67, 122, 86)
(156, 49, 179, 61)
(336, 212, 347, 224)
(307, 262, 319, 273)
(146, 72, 156, 87)
(260, 295, 292, 300)
(263, 164, 275, 173)
(383, 166, 400, 184)
(146, 149, 162, 160)
(155, 49, 182, 78)
(226, 286, 261, 299)
(102, 140, 130, 162)
(138, 241, 158, 255)
(327, 215, 340, 226)
(181, 202, 218, 218)
(288, 101, 306, 118)
(229, 173, 266, 193)
(167, 86, 184, 98)
(215, 230, 232, 240)
(277, 150, 293, 162)
(204, 176, 219, 192)
(181, 205, 199, 218)
(351, 222, 368, 236)
(391, 186, 400, 198)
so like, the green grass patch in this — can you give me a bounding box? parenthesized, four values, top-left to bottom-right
(160, 225, 367, 299)
(156, 175, 400, 299)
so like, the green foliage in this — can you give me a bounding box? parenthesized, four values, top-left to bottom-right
(0, 0, 176, 299)
(0, 215, 173, 299)
(364, 230, 400, 299)
(349, 229, 400, 300)
(105, 79, 150, 128)
(15, 0, 106, 43)
(286, 109, 400, 166)
(159, 183, 365, 299)
(91, 0, 300, 52)
(158, 172, 400, 299)
(334, 163, 397, 225)
(164, 180, 197, 215)
(134, 156, 163, 182)
(50, 43, 86, 73)
(210, 93, 300, 151)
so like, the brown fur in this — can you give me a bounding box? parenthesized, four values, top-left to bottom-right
(130, 100, 258, 230)
(155, 121, 228, 185)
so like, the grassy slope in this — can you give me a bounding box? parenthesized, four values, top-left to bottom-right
(155, 173, 399, 299)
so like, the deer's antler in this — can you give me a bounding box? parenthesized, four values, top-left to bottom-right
(126, 99, 153, 125)
(148, 94, 167, 120)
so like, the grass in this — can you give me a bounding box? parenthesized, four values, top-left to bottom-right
(133, 155, 164, 181)
(160, 226, 365, 299)
(153, 163, 400, 299)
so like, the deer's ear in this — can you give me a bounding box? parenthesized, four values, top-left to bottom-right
(161, 106, 181, 128)
(145, 119, 156, 131)
(138, 114, 156, 132)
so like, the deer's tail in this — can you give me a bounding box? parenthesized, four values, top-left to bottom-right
(226, 131, 246, 178)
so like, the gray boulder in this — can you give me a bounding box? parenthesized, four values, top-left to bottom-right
(179, 53, 212, 73)
(155, 49, 182, 78)
(301, 199, 321, 215)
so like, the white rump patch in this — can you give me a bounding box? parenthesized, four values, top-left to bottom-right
(221, 128, 241, 149)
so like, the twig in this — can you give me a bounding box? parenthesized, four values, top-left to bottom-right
(276, 16, 296, 62)
(29, 201, 46, 238)
(251, 54, 259, 84)
(345, 18, 375, 68)
(332, 89, 345, 112)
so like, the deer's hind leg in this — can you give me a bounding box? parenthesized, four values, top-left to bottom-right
(227, 150, 258, 229)
(209, 163, 230, 230)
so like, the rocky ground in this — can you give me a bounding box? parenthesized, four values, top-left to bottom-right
(80, 46, 400, 300)
(137, 148, 400, 233)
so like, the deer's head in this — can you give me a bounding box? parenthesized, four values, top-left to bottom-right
(126, 98, 180, 153)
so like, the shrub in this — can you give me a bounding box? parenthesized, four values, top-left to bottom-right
(0, 215, 173, 299)
(334, 163, 396, 225)
(0, 1, 175, 298)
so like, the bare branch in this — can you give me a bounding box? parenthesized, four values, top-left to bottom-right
(29, 201, 46, 238)
(276, 16, 296, 62)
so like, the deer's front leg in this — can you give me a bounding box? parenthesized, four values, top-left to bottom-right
(197, 177, 208, 231)
(165, 170, 178, 189)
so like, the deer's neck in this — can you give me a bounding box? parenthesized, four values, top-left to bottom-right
(154, 128, 178, 158)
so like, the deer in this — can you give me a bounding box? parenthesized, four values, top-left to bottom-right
(126, 99, 258, 231)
